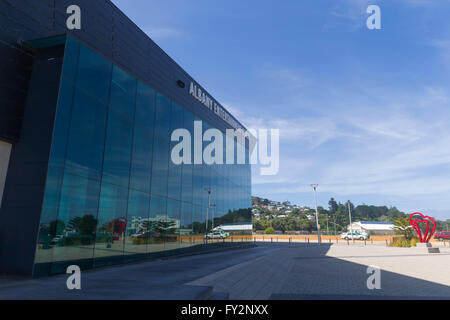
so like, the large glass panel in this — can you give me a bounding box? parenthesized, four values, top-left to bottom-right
(50, 173, 100, 275)
(93, 183, 129, 267)
(109, 65, 136, 118)
(124, 190, 150, 262)
(150, 94, 170, 197)
(165, 199, 181, 253)
(192, 205, 204, 245)
(33, 168, 63, 277)
(76, 43, 112, 103)
(101, 108, 134, 187)
(181, 110, 194, 205)
(135, 81, 156, 127)
(148, 194, 167, 255)
(61, 36, 80, 84)
(130, 82, 156, 193)
(168, 103, 183, 201)
(48, 81, 74, 171)
(65, 87, 108, 180)
(180, 202, 193, 247)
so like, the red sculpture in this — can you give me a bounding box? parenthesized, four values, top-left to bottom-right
(106, 217, 128, 241)
(409, 212, 436, 243)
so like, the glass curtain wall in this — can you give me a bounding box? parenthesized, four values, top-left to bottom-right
(33, 35, 252, 277)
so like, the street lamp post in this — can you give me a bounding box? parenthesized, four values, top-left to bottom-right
(333, 214, 337, 236)
(204, 187, 211, 241)
(348, 201, 353, 244)
(311, 184, 321, 244)
(211, 203, 217, 231)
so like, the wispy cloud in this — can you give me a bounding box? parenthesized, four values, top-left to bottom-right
(232, 68, 450, 217)
(327, 0, 373, 31)
(427, 39, 450, 68)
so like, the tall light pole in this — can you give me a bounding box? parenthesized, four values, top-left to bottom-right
(204, 187, 211, 240)
(333, 214, 337, 236)
(211, 203, 217, 231)
(311, 184, 321, 244)
(348, 201, 353, 243)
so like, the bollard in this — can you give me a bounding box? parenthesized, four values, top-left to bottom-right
(271, 237, 273, 243)
(307, 238, 310, 244)
(329, 239, 331, 244)
(371, 239, 373, 245)
(347, 239, 349, 246)
(385, 239, 388, 246)
(364, 239, 366, 246)
(289, 238, 291, 244)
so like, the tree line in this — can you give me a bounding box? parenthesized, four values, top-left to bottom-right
(254, 198, 406, 234)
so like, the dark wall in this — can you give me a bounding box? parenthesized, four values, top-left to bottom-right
(0, 0, 243, 144)
(0, 46, 64, 276)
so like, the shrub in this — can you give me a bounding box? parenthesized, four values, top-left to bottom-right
(389, 236, 419, 247)
(265, 227, 275, 234)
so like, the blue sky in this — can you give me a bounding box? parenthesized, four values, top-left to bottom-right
(112, 0, 450, 220)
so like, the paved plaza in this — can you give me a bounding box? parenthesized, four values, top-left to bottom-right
(0, 243, 449, 299)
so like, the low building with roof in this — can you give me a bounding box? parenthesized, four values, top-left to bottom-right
(213, 222, 253, 235)
(348, 221, 395, 235)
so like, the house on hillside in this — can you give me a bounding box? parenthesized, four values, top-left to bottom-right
(348, 221, 395, 235)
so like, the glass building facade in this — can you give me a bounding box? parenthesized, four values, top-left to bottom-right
(32, 36, 252, 277)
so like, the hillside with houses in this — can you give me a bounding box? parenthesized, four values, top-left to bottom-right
(251, 196, 450, 235)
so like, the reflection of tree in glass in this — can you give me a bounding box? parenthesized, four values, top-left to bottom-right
(156, 220, 177, 235)
(38, 220, 65, 249)
(67, 215, 98, 235)
(144, 220, 176, 235)
(214, 208, 251, 226)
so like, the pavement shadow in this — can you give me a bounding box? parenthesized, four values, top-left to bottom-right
(263, 243, 450, 300)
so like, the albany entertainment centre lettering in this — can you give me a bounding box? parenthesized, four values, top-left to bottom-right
(189, 82, 242, 130)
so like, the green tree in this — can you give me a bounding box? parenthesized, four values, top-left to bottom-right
(393, 217, 414, 240)
(328, 198, 338, 214)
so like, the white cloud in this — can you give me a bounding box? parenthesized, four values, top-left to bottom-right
(233, 77, 450, 219)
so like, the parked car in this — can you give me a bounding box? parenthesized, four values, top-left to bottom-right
(434, 231, 450, 241)
(204, 231, 230, 240)
(130, 233, 147, 238)
(340, 231, 370, 240)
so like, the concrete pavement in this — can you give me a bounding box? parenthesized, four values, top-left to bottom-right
(1, 243, 449, 299)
